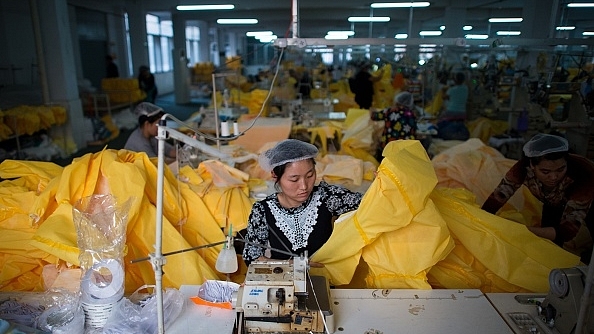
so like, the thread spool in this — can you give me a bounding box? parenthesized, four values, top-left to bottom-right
(221, 121, 230, 137)
(233, 122, 239, 136)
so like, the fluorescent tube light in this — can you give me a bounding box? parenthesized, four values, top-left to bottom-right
(440, 25, 446, 30)
(371, 2, 430, 8)
(567, 2, 594, 7)
(348, 16, 391, 22)
(489, 17, 523, 23)
(465, 34, 488, 39)
(556, 26, 576, 30)
(217, 19, 258, 24)
(419, 30, 442, 36)
(258, 35, 277, 42)
(419, 44, 436, 47)
(395, 33, 408, 39)
(583, 31, 594, 35)
(463, 25, 473, 31)
(246, 31, 273, 37)
(325, 34, 349, 40)
(394, 44, 407, 47)
(496, 31, 521, 36)
(327, 30, 355, 36)
(176, 4, 234, 10)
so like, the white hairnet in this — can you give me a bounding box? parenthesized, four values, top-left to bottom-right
(394, 91, 414, 109)
(258, 139, 319, 172)
(134, 102, 163, 118)
(522, 133, 568, 158)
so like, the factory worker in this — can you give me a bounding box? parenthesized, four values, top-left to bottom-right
(482, 133, 594, 263)
(370, 91, 418, 161)
(241, 139, 363, 266)
(124, 102, 177, 163)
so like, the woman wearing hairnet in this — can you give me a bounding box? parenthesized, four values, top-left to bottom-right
(241, 139, 363, 266)
(124, 102, 177, 163)
(482, 133, 594, 263)
(370, 91, 418, 161)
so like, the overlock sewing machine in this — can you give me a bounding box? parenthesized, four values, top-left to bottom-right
(233, 255, 334, 334)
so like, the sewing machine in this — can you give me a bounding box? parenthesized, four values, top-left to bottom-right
(538, 266, 593, 334)
(233, 256, 333, 334)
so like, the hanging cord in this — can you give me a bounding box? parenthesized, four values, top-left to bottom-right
(306, 273, 331, 334)
(162, 46, 285, 144)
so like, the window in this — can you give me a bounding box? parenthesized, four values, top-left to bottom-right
(186, 26, 201, 65)
(146, 14, 173, 73)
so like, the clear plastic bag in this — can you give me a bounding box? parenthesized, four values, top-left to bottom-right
(100, 285, 186, 334)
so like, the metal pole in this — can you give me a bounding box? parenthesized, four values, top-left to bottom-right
(292, 0, 299, 38)
(154, 121, 167, 334)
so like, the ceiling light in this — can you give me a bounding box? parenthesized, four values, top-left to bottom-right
(216, 19, 258, 24)
(489, 17, 523, 23)
(395, 33, 408, 39)
(465, 34, 488, 39)
(394, 44, 407, 47)
(246, 31, 273, 37)
(327, 30, 355, 36)
(567, 2, 594, 7)
(583, 31, 594, 35)
(463, 25, 473, 31)
(556, 26, 576, 30)
(176, 4, 234, 10)
(348, 16, 391, 22)
(371, 2, 430, 8)
(258, 35, 277, 42)
(325, 34, 349, 40)
(419, 44, 436, 47)
(419, 30, 442, 36)
(496, 31, 521, 36)
(440, 25, 446, 31)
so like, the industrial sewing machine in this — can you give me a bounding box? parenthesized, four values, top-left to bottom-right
(538, 266, 594, 334)
(233, 255, 333, 334)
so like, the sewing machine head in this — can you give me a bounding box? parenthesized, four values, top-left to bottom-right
(538, 266, 593, 334)
(233, 255, 333, 333)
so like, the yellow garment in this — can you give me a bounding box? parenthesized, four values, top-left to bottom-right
(311, 140, 580, 293)
(431, 139, 542, 225)
(428, 187, 579, 293)
(2, 149, 249, 293)
(466, 117, 509, 143)
(339, 108, 379, 166)
(311, 140, 454, 288)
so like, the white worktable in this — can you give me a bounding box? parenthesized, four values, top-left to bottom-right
(168, 287, 514, 334)
(331, 289, 513, 334)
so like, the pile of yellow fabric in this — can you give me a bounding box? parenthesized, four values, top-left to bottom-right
(0, 139, 581, 295)
(0, 105, 67, 139)
(0, 149, 251, 293)
(311, 140, 579, 293)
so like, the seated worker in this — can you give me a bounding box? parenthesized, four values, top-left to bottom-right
(370, 91, 418, 162)
(482, 133, 594, 263)
(124, 102, 177, 163)
(438, 72, 469, 141)
(241, 139, 364, 266)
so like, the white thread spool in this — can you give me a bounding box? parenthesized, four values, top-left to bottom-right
(233, 122, 239, 136)
(221, 121, 230, 137)
(81, 259, 124, 303)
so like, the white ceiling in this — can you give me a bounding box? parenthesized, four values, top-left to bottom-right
(138, 0, 594, 39)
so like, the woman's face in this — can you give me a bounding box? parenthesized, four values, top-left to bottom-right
(531, 157, 567, 189)
(275, 159, 316, 207)
(142, 119, 159, 137)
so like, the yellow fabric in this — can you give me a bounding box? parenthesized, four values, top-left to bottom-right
(311, 140, 454, 288)
(2, 149, 256, 293)
(424, 89, 444, 116)
(428, 187, 579, 293)
(311, 140, 580, 293)
(466, 117, 509, 144)
(339, 108, 379, 166)
(431, 139, 543, 225)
